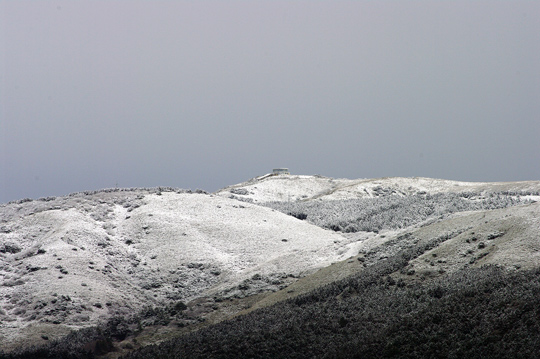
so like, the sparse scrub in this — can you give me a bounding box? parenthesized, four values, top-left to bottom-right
(0, 242, 21, 254)
(288, 211, 308, 220)
(264, 192, 533, 233)
(229, 188, 249, 195)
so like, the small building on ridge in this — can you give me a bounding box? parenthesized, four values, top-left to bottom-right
(273, 168, 290, 175)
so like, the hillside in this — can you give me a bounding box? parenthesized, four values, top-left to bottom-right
(245, 201, 540, 312)
(216, 174, 540, 203)
(1, 176, 540, 358)
(0, 188, 351, 352)
(120, 200, 540, 359)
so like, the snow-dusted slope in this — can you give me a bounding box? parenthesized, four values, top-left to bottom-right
(403, 201, 540, 276)
(216, 174, 540, 203)
(0, 190, 350, 350)
(245, 201, 540, 312)
(217, 174, 353, 203)
(2, 176, 540, 353)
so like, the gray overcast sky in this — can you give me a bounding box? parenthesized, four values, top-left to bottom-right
(1, 1, 539, 203)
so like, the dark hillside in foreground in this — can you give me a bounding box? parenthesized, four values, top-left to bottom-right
(120, 266, 540, 359)
(6, 264, 540, 359)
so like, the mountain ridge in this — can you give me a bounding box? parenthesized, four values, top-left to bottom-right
(216, 174, 540, 203)
(1, 176, 539, 357)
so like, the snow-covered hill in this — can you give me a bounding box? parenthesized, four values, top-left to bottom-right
(0, 189, 350, 350)
(1, 176, 540, 356)
(216, 174, 540, 203)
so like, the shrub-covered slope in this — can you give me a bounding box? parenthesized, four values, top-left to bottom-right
(2, 178, 540, 358)
(119, 202, 540, 359)
(264, 191, 535, 233)
(245, 201, 540, 312)
(6, 201, 538, 359)
(122, 266, 540, 359)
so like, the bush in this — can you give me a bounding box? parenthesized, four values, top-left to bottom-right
(288, 212, 308, 220)
(264, 192, 532, 233)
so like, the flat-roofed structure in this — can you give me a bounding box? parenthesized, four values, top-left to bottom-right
(273, 168, 290, 175)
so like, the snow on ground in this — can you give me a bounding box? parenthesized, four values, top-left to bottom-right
(215, 175, 540, 203)
(119, 193, 355, 287)
(217, 174, 356, 203)
(0, 191, 351, 349)
(405, 202, 540, 276)
(2, 176, 540, 351)
(216, 175, 540, 203)
(245, 201, 540, 313)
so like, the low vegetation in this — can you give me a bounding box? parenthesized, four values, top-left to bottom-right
(4, 212, 540, 359)
(117, 266, 540, 359)
(1, 181, 539, 358)
(265, 191, 536, 233)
